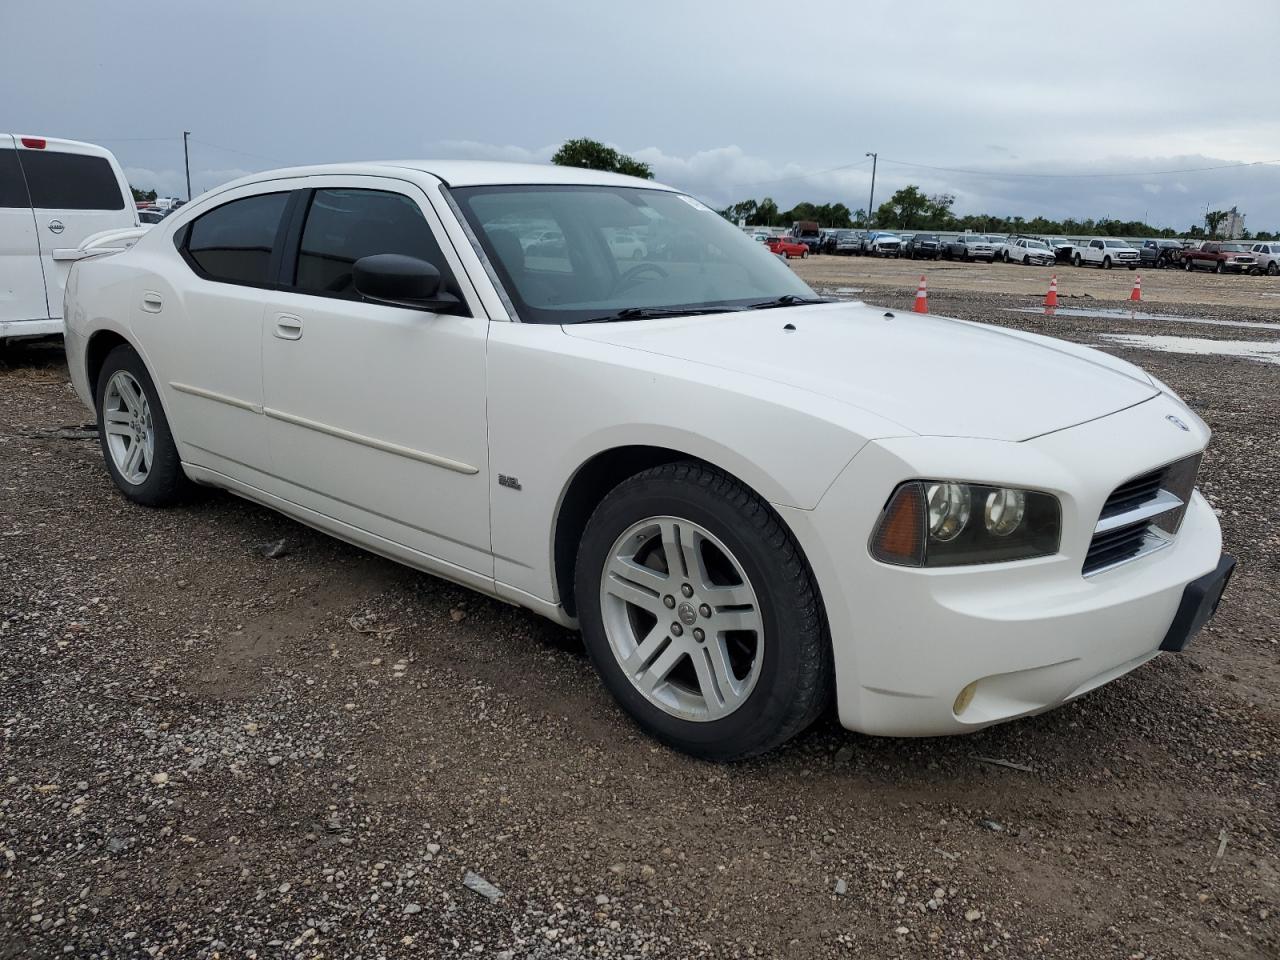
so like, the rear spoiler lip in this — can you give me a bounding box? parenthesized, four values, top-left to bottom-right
(53, 226, 150, 262)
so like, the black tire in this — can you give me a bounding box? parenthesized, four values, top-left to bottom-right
(95, 344, 193, 507)
(1185, 258, 1194, 272)
(574, 461, 832, 760)
(1269, 262, 1279, 276)
(1102, 256, 1112, 270)
(1128, 265, 1137, 271)
(1215, 262, 1224, 274)
(1073, 254, 1082, 268)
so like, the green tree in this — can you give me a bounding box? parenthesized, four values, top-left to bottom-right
(877, 185, 932, 229)
(130, 186, 157, 203)
(720, 199, 758, 224)
(1205, 209, 1228, 237)
(755, 197, 780, 226)
(551, 138, 653, 179)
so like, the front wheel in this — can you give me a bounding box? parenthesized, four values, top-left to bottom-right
(1215, 262, 1224, 274)
(1185, 258, 1194, 272)
(1102, 256, 1112, 270)
(574, 462, 831, 760)
(1073, 254, 1082, 267)
(95, 344, 193, 506)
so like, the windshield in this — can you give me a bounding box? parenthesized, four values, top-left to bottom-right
(1104, 240, 1129, 248)
(1026, 240, 1049, 250)
(1221, 243, 1249, 252)
(452, 185, 816, 324)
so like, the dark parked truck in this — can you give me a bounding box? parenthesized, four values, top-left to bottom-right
(1139, 239, 1184, 269)
(903, 234, 942, 259)
(1183, 241, 1258, 274)
(790, 220, 822, 253)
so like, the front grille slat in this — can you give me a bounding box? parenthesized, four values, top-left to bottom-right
(1083, 453, 1202, 576)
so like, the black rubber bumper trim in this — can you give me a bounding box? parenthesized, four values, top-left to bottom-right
(1159, 552, 1235, 653)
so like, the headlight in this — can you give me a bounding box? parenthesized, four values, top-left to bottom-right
(870, 481, 1061, 567)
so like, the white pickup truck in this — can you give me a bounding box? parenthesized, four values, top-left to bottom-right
(1072, 237, 1140, 270)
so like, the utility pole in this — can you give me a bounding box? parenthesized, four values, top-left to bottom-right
(183, 131, 192, 201)
(865, 152, 878, 228)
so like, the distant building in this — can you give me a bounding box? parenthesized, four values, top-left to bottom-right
(1220, 206, 1246, 239)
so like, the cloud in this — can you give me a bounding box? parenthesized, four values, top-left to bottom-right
(124, 165, 254, 199)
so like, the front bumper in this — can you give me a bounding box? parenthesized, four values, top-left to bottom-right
(778, 392, 1225, 736)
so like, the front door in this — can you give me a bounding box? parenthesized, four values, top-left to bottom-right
(0, 140, 49, 326)
(260, 180, 492, 579)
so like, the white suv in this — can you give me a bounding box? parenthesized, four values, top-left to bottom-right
(1073, 238, 1140, 270)
(61, 160, 1230, 759)
(1249, 242, 1280, 276)
(0, 135, 139, 342)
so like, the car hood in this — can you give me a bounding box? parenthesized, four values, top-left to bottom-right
(563, 301, 1158, 441)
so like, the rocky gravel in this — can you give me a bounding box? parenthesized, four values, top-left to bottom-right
(2, 280, 1278, 959)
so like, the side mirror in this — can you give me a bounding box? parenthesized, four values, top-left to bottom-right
(352, 254, 461, 312)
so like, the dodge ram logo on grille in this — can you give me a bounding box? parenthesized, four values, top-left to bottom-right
(1166, 415, 1190, 432)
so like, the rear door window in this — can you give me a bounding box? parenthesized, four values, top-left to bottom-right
(0, 149, 30, 208)
(183, 192, 289, 286)
(291, 188, 458, 300)
(18, 151, 124, 210)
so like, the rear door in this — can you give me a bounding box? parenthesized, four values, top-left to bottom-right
(16, 140, 134, 319)
(0, 138, 49, 325)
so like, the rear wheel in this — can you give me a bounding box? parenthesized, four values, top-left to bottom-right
(95, 344, 193, 507)
(574, 462, 831, 760)
(1268, 262, 1278, 276)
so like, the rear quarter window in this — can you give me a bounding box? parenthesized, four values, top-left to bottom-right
(182, 192, 290, 287)
(18, 151, 125, 210)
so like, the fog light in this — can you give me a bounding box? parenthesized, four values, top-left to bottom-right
(953, 681, 978, 716)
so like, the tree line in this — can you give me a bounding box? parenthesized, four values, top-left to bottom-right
(719, 185, 1276, 241)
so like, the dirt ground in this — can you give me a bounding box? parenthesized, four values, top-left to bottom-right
(2, 260, 1278, 958)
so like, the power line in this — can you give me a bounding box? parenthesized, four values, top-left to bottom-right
(189, 138, 289, 166)
(733, 156, 872, 190)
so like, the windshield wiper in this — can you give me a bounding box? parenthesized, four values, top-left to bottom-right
(579, 306, 735, 324)
(743, 295, 829, 311)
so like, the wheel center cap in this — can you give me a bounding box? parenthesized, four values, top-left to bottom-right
(677, 602, 697, 626)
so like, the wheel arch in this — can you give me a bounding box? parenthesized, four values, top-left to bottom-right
(83, 329, 178, 434)
(551, 444, 817, 620)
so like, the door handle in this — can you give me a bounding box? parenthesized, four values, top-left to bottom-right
(141, 291, 163, 313)
(274, 314, 303, 340)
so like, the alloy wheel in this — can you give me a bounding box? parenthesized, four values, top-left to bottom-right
(599, 516, 764, 722)
(102, 370, 154, 485)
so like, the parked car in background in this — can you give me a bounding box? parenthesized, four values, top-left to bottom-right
(1002, 237, 1055, 266)
(1072, 238, 1139, 270)
(790, 220, 822, 254)
(944, 234, 998, 261)
(1139, 239, 1183, 269)
(822, 229, 854, 254)
(903, 234, 942, 259)
(1248, 242, 1279, 276)
(607, 229, 647, 260)
(1182, 241, 1256, 274)
(835, 231, 862, 255)
(767, 235, 809, 258)
(1, 134, 140, 343)
(1043, 237, 1075, 263)
(138, 209, 167, 225)
(862, 231, 902, 257)
(61, 159, 1231, 760)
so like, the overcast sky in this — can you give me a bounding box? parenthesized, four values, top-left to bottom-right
(5, 1, 1278, 230)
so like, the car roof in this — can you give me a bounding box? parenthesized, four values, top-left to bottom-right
(216, 160, 677, 192)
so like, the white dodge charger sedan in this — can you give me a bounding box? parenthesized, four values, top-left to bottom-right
(63, 161, 1233, 759)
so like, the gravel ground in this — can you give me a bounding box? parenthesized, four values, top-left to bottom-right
(2, 272, 1277, 958)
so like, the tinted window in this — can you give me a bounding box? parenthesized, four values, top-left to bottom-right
(185, 192, 288, 286)
(293, 189, 454, 299)
(18, 151, 125, 210)
(0, 149, 30, 208)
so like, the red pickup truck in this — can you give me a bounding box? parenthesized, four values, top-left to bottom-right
(767, 236, 809, 259)
(1183, 241, 1258, 274)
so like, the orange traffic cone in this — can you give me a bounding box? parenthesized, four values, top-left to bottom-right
(1044, 275, 1059, 313)
(913, 275, 928, 314)
(1130, 276, 1142, 302)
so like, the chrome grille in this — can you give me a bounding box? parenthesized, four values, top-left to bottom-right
(1083, 453, 1203, 576)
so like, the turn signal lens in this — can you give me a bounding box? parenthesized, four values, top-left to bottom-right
(870, 482, 926, 566)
